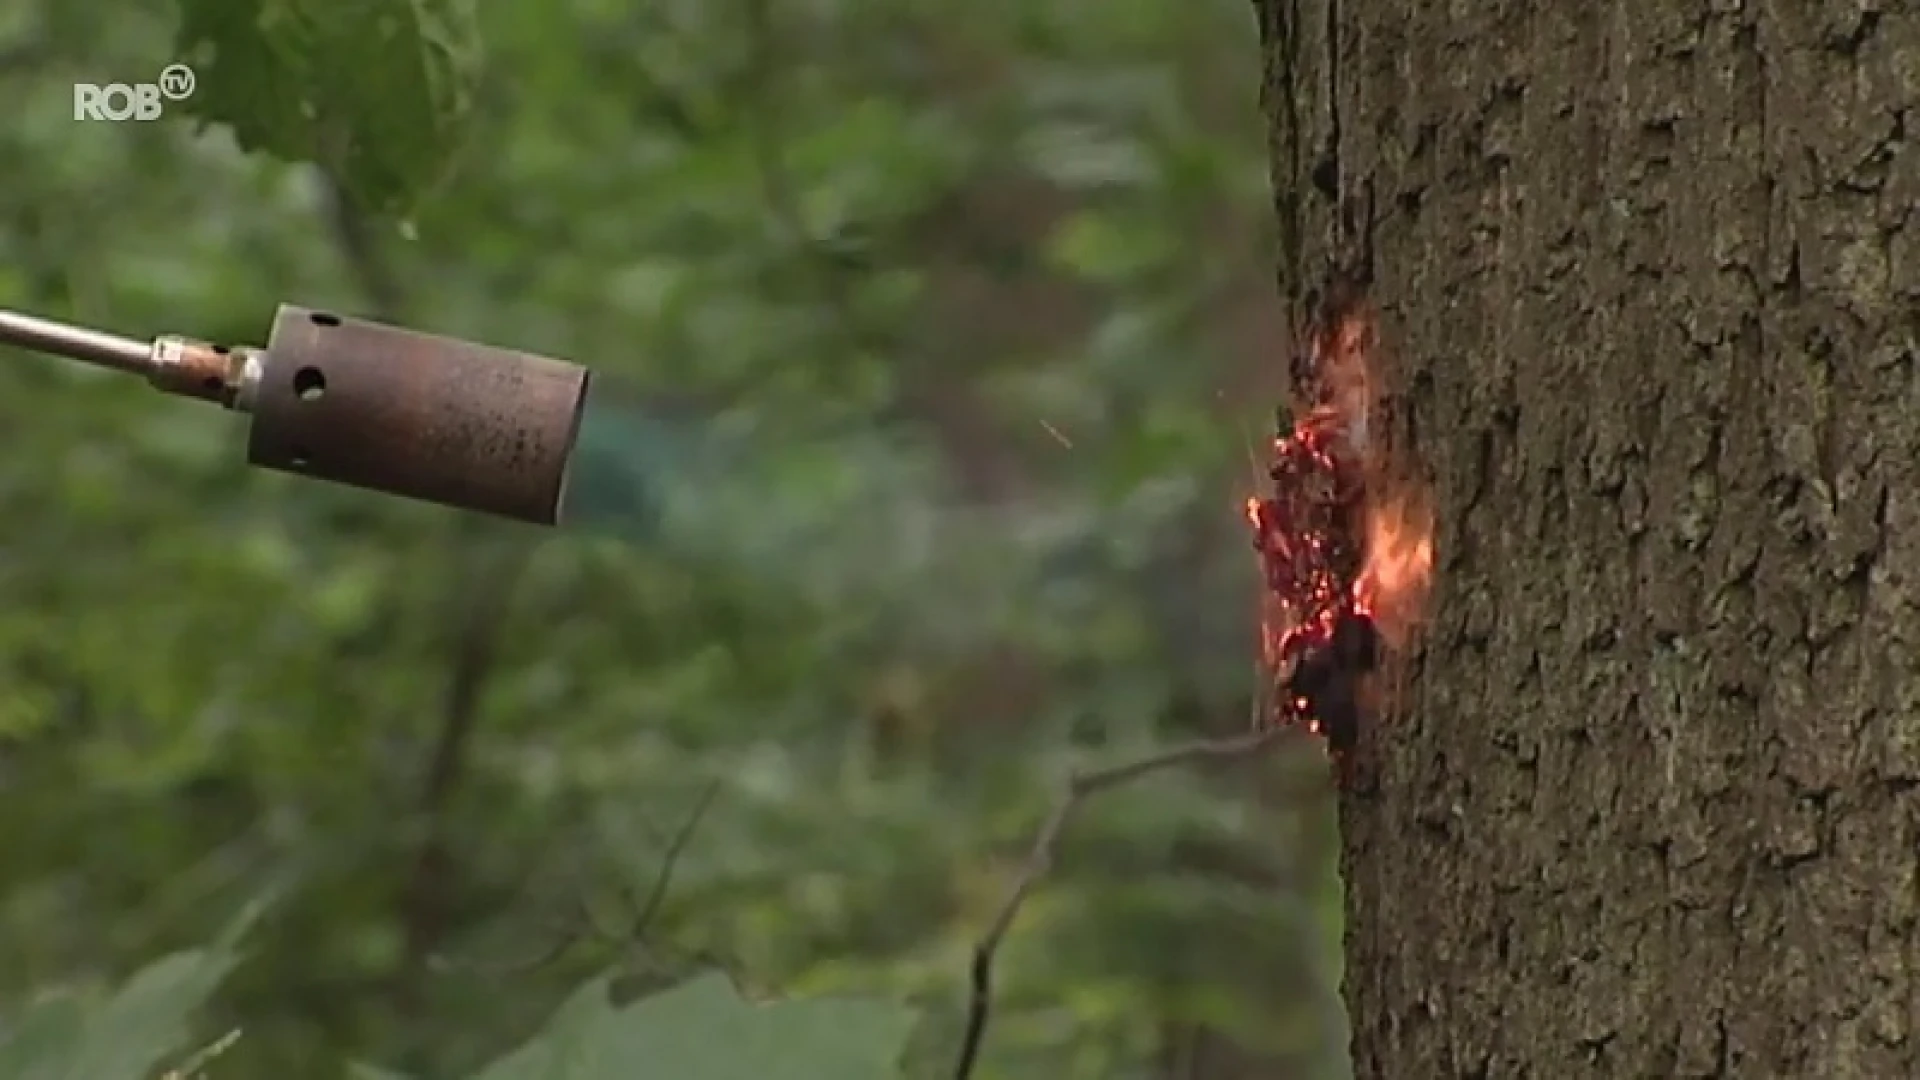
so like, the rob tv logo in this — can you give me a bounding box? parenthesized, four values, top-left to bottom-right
(73, 64, 196, 121)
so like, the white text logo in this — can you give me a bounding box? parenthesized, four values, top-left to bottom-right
(74, 64, 196, 122)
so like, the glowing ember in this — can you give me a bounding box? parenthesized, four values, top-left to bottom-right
(1245, 286, 1433, 760)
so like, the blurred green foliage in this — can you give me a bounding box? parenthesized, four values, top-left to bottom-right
(470, 973, 914, 1080)
(0, 0, 1350, 1076)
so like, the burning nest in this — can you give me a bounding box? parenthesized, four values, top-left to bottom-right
(1244, 284, 1433, 762)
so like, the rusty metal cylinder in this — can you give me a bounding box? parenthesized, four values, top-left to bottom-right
(245, 305, 590, 524)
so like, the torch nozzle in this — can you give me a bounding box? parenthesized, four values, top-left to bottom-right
(0, 301, 588, 524)
(0, 308, 153, 375)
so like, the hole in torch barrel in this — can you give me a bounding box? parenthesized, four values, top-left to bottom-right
(310, 312, 341, 326)
(293, 367, 326, 400)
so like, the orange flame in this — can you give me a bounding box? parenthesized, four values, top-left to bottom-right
(1353, 493, 1434, 652)
(1320, 301, 1433, 652)
(1243, 289, 1434, 752)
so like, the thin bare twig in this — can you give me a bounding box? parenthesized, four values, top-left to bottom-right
(435, 779, 722, 976)
(321, 176, 404, 321)
(394, 546, 529, 1017)
(623, 778, 722, 938)
(317, 176, 532, 1023)
(952, 726, 1296, 1080)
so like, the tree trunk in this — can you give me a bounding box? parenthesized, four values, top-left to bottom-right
(1254, 0, 1920, 1075)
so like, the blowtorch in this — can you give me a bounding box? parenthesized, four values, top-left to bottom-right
(0, 303, 588, 525)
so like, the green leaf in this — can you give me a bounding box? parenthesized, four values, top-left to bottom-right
(0, 997, 87, 1080)
(172, 0, 483, 213)
(0, 948, 237, 1080)
(469, 973, 915, 1080)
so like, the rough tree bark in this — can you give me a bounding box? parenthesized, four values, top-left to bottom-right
(1255, 0, 1920, 1076)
